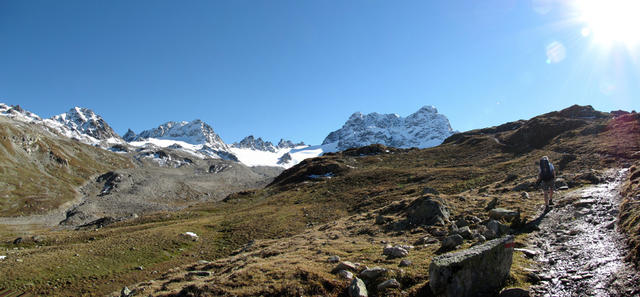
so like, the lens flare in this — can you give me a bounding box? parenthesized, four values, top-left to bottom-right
(546, 41, 566, 64)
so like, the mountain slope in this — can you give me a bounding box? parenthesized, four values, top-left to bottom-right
(323, 105, 454, 150)
(0, 116, 134, 216)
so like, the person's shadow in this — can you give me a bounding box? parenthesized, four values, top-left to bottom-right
(514, 208, 549, 234)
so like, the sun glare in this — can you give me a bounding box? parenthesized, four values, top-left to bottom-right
(576, 0, 640, 47)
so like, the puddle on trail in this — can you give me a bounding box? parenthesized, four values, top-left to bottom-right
(528, 169, 639, 297)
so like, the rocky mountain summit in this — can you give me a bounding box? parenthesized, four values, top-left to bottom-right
(129, 120, 228, 151)
(0, 103, 123, 146)
(322, 106, 454, 151)
(232, 135, 305, 152)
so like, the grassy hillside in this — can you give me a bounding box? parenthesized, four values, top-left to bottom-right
(0, 105, 638, 296)
(0, 117, 134, 216)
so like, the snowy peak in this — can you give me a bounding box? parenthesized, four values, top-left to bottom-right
(1, 103, 123, 146)
(49, 107, 121, 142)
(0, 103, 43, 122)
(122, 129, 136, 142)
(277, 139, 305, 149)
(233, 135, 277, 152)
(322, 105, 454, 150)
(133, 120, 228, 150)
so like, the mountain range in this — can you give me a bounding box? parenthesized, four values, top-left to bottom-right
(0, 103, 454, 168)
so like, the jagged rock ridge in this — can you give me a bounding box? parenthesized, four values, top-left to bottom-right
(322, 106, 454, 151)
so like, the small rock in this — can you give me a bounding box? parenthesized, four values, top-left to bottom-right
(359, 267, 388, 279)
(377, 278, 401, 290)
(349, 277, 368, 297)
(521, 192, 529, 199)
(120, 286, 132, 297)
(197, 260, 210, 265)
(399, 259, 412, 267)
(0, 255, 6, 261)
(605, 221, 616, 230)
(328, 255, 340, 263)
(514, 248, 538, 258)
(455, 219, 469, 228)
(415, 236, 439, 245)
(440, 234, 464, 251)
(557, 185, 569, 190)
(135, 266, 144, 271)
(375, 215, 392, 225)
(458, 226, 473, 239)
(333, 261, 358, 273)
(338, 269, 354, 280)
(180, 232, 199, 241)
(486, 220, 509, 236)
(499, 287, 530, 297)
(187, 271, 212, 277)
(13, 237, 23, 245)
(383, 245, 409, 258)
(473, 233, 487, 243)
(488, 208, 520, 222)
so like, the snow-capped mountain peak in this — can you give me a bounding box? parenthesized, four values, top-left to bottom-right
(48, 107, 122, 142)
(232, 135, 277, 152)
(322, 105, 454, 150)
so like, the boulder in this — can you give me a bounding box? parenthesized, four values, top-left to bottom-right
(458, 226, 473, 239)
(405, 196, 450, 226)
(377, 278, 401, 290)
(333, 261, 358, 273)
(348, 278, 368, 297)
(486, 220, 509, 236)
(399, 259, 412, 267)
(415, 236, 439, 245)
(383, 245, 409, 258)
(429, 236, 515, 297)
(328, 255, 341, 263)
(440, 234, 464, 251)
(338, 270, 354, 280)
(488, 208, 520, 222)
(359, 267, 387, 279)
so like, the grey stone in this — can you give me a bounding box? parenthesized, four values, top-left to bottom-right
(458, 226, 473, 239)
(521, 192, 529, 199)
(399, 259, 412, 267)
(415, 236, 439, 245)
(359, 267, 388, 279)
(440, 234, 464, 251)
(338, 270, 354, 280)
(488, 208, 520, 222)
(328, 255, 340, 263)
(383, 245, 409, 258)
(486, 220, 509, 236)
(333, 261, 358, 273)
(499, 287, 530, 297)
(473, 233, 487, 243)
(377, 278, 401, 290)
(405, 196, 450, 226)
(349, 277, 368, 297)
(574, 199, 596, 207)
(455, 219, 469, 228)
(375, 215, 392, 225)
(120, 286, 132, 297)
(557, 185, 569, 190)
(485, 197, 499, 210)
(429, 236, 515, 297)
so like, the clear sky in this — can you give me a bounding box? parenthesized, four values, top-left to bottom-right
(1, 0, 638, 144)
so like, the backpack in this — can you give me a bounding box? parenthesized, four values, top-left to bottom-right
(540, 159, 554, 181)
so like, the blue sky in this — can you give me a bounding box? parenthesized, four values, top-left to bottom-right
(1, 0, 638, 144)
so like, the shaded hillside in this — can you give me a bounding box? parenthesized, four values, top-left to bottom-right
(0, 117, 134, 216)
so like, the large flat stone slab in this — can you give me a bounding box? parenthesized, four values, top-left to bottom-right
(429, 235, 515, 297)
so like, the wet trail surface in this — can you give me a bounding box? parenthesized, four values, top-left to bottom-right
(527, 169, 640, 297)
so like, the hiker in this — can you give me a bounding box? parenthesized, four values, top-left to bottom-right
(536, 156, 556, 210)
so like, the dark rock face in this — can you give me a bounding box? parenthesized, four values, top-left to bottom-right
(429, 235, 515, 297)
(277, 152, 292, 165)
(233, 135, 277, 152)
(123, 129, 136, 142)
(268, 159, 351, 187)
(405, 196, 450, 226)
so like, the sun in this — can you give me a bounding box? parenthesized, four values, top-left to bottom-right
(575, 0, 640, 47)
